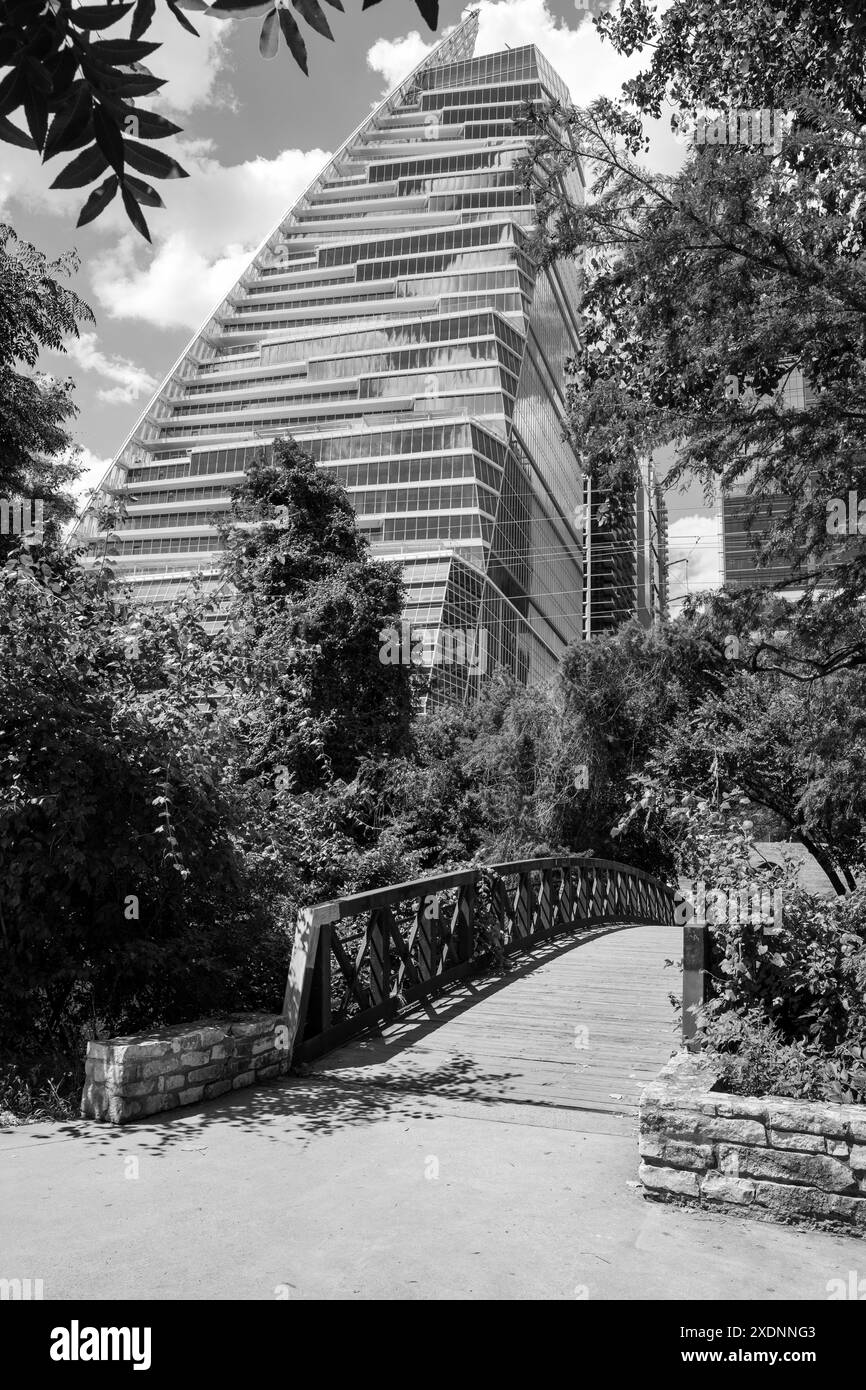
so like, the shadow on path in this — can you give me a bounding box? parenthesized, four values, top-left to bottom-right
(315, 922, 642, 1070)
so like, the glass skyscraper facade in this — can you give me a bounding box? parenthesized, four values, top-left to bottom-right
(719, 371, 819, 594)
(78, 13, 590, 703)
(585, 461, 668, 634)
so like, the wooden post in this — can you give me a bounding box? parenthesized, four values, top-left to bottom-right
(586, 867, 598, 920)
(306, 924, 331, 1037)
(634, 875, 645, 922)
(537, 870, 553, 938)
(682, 921, 709, 1050)
(515, 873, 532, 939)
(417, 893, 439, 980)
(456, 882, 475, 962)
(494, 875, 509, 946)
(572, 863, 588, 922)
(559, 863, 574, 931)
(282, 907, 321, 1060)
(369, 907, 391, 1005)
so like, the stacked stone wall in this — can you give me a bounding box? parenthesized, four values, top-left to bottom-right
(81, 1013, 289, 1123)
(640, 1053, 866, 1235)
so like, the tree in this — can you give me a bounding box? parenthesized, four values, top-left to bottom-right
(367, 667, 664, 874)
(186, 434, 421, 914)
(563, 610, 866, 895)
(372, 676, 580, 872)
(219, 434, 414, 792)
(518, 0, 866, 671)
(0, 0, 441, 237)
(0, 427, 420, 1077)
(0, 223, 90, 553)
(0, 536, 286, 1062)
(558, 618, 713, 876)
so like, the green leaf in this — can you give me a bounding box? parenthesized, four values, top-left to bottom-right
(22, 83, 49, 149)
(259, 7, 279, 59)
(0, 69, 23, 119)
(43, 87, 93, 161)
(46, 46, 81, 98)
(166, 0, 200, 34)
(0, 113, 35, 150)
(277, 6, 308, 72)
(122, 138, 188, 179)
(91, 39, 162, 63)
(118, 108, 183, 140)
(51, 142, 109, 188)
(291, 0, 333, 41)
(123, 172, 164, 208)
(24, 57, 53, 95)
(93, 103, 125, 175)
(0, 33, 20, 66)
(91, 68, 167, 98)
(77, 174, 119, 227)
(205, 0, 272, 11)
(130, 0, 157, 39)
(67, 3, 135, 28)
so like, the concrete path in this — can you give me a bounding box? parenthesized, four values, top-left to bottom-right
(0, 924, 859, 1300)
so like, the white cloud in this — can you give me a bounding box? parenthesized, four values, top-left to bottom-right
(145, 10, 237, 116)
(366, 30, 433, 91)
(60, 332, 157, 405)
(0, 125, 331, 331)
(667, 513, 721, 604)
(87, 144, 331, 330)
(0, 142, 49, 222)
(67, 446, 113, 503)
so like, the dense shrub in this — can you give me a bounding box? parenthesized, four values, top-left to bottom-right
(371, 672, 647, 872)
(610, 779, 866, 1100)
(695, 880, 866, 1102)
(703, 883, 866, 1052)
(0, 1057, 80, 1125)
(700, 1010, 830, 1101)
(701, 1010, 866, 1106)
(655, 794, 866, 1101)
(0, 543, 288, 1065)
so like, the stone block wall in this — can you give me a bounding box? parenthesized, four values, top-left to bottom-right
(80, 1013, 290, 1124)
(640, 1052, 866, 1236)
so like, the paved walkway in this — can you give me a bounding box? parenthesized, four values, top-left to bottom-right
(0, 924, 859, 1299)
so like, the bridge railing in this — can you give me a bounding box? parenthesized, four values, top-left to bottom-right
(281, 854, 676, 1064)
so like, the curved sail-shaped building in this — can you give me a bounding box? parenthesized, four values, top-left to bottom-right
(78, 10, 588, 703)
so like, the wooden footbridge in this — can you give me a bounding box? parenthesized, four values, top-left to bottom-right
(13, 855, 840, 1304)
(282, 856, 691, 1123)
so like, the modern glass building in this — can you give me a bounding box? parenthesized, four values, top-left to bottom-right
(77, 12, 592, 703)
(719, 371, 821, 594)
(584, 460, 668, 635)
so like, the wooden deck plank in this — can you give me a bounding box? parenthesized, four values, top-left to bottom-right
(314, 923, 682, 1124)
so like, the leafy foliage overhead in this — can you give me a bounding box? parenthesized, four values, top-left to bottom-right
(518, 0, 866, 670)
(0, 0, 441, 236)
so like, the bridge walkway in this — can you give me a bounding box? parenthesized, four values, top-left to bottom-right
(311, 922, 681, 1135)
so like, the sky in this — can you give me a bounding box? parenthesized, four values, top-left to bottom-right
(4, 0, 719, 605)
